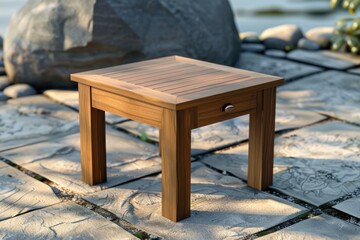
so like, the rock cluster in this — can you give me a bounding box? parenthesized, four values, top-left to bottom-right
(240, 24, 334, 56)
(3, 0, 240, 90)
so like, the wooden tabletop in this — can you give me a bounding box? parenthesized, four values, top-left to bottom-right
(71, 56, 284, 110)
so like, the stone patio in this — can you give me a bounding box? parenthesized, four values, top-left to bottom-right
(1, 50, 360, 239)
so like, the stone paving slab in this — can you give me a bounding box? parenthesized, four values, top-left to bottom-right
(333, 197, 360, 218)
(278, 70, 360, 124)
(0, 202, 136, 239)
(43, 90, 127, 124)
(7, 95, 78, 121)
(85, 162, 307, 240)
(273, 121, 360, 161)
(287, 50, 360, 70)
(348, 67, 360, 75)
(0, 127, 159, 194)
(0, 95, 79, 152)
(0, 160, 60, 221)
(117, 105, 324, 155)
(258, 214, 360, 239)
(235, 52, 323, 82)
(202, 121, 360, 206)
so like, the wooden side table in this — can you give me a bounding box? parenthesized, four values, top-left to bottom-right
(71, 56, 284, 222)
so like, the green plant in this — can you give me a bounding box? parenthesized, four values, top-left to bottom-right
(139, 131, 149, 142)
(133, 231, 146, 239)
(331, 0, 360, 53)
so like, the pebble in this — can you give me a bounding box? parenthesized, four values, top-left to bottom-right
(241, 43, 265, 53)
(305, 27, 333, 48)
(149, 234, 159, 239)
(240, 32, 261, 43)
(3, 83, 37, 98)
(0, 92, 8, 101)
(264, 49, 287, 58)
(260, 24, 303, 50)
(0, 76, 10, 90)
(297, 38, 321, 51)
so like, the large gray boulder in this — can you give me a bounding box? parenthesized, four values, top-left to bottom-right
(4, 0, 240, 90)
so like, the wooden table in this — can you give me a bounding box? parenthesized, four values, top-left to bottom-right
(71, 56, 284, 222)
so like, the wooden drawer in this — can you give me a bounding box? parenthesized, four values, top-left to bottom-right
(196, 92, 257, 127)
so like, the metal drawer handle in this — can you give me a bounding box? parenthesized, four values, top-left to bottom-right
(223, 104, 235, 112)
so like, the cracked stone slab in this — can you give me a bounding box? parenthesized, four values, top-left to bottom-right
(333, 197, 360, 218)
(0, 160, 60, 221)
(348, 67, 360, 75)
(85, 162, 307, 240)
(235, 52, 323, 82)
(0, 127, 159, 194)
(287, 50, 360, 70)
(278, 70, 360, 124)
(202, 121, 360, 206)
(0, 202, 136, 239)
(258, 214, 360, 240)
(273, 121, 360, 161)
(7, 95, 78, 121)
(43, 90, 127, 124)
(0, 95, 79, 152)
(116, 105, 325, 155)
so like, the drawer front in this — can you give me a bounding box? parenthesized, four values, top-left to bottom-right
(197, 92, 257, 127)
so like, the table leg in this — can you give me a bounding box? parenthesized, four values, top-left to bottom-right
(248, 87, 276, 190)
(78, 84, 107, 185)
(160, 108, 194, 222)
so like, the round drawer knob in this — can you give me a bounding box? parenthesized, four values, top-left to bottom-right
(223, 104, 235, 112)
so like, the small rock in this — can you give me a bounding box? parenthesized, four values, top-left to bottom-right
(0, 92, 8, 101)
(297, 38, 320, 51)
(265, 49, 287, 58)
(3, 84, 37, 98)
(0, 76, 10, 90)
(305, 27, 334, 48)
(260, 24, 303, 50)
(241, 43, 265, 53)
(240, 32, 261, 43)
(149, 234, 159, 240)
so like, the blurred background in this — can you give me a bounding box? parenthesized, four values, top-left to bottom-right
(0, 0, 350, 36)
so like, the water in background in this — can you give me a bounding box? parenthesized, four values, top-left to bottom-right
(229, 0, 348, 33)
(0, 0, 350, 36)
(0, 0, 27, 36)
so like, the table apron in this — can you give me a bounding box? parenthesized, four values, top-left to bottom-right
(92, 87, 163, 128)
(91, 87, 259, 130)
